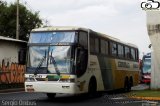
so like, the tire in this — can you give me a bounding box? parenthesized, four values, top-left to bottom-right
(129, 76, 133, 87)
(46, 93, 56, 99)
(88, 77, 97, 97)
(124, 77, 131, 92)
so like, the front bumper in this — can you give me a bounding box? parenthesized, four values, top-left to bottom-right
(25, 81, 79, 94)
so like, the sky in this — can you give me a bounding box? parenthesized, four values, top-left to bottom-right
(5, 0, 151, 58)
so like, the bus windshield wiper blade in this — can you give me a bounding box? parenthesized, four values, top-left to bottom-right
(34, 50, 47, 75)
(50, 49, 60, 76)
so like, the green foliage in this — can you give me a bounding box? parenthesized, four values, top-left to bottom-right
(0, 1, 42, 41)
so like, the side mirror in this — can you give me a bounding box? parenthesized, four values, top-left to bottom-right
(148, 44, 152, 48)
(74, 47, 84, 65)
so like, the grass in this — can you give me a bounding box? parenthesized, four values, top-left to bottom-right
(126, 90, 160, 97)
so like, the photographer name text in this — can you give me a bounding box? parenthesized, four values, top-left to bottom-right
(1, 100, 36, 106)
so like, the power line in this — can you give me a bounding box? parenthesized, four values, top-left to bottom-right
(20, 0, 52, 27)
(21, 0, 36, 13)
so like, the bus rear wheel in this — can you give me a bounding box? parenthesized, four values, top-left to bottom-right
(129, 76, 133, 87)
(46, 93, 56, 99)
(124, 77, 131, 92)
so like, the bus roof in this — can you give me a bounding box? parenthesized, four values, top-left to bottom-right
(32, 26, 89, 32)
(32, 26, 138, 48)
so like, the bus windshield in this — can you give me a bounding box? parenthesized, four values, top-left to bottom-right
(28, 46, 73, 74)
(29, 31, 76, 43)
(142, 58, 151, 73)
(27, 31, 76, 74)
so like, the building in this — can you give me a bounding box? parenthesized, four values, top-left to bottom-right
(0, 36, 27, 89)
(147, 10, 160, 89)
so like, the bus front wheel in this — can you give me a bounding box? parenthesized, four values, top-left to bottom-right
(46, 93, 56, 99)
(88, 77, 97, 97)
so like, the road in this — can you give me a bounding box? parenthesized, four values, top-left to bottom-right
(0, 92, 157, 106)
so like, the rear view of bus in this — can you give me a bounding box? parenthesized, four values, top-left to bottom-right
(25, 27, 89, 98)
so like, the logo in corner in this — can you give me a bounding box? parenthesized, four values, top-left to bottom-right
(141, 0, 160, 10)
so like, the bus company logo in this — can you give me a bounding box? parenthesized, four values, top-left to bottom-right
(141, 0, 160, 10)
(29, 74, 42, 78)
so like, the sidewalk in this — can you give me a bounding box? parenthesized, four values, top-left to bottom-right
(0, 88, 24, 93)
(128, 84, 160, 101)
(131, 84, 150, 90)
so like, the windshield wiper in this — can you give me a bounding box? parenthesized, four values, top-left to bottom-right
(50, 49, 60, 76)
(34, 50, 47, 75)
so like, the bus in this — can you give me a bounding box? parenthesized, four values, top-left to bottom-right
(140, 52, 151, 83)
(25, 26, 140, 98)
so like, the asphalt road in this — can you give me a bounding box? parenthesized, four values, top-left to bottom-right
(0, 92, 157, 106)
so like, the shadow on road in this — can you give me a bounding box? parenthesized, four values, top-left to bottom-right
(35, 90, 128, 104)
(36, 93, 102, 104)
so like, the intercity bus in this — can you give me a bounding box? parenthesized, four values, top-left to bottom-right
(25, 26, 139, 98)
(140, 52, 151, 83)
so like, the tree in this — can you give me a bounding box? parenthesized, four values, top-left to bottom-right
(0, 1, 42, 41)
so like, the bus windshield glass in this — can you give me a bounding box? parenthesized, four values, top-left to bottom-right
(27, 31, 76, 74)
(143, 58, 151, 73)
(29, 31, 76, 43)
(28, 46, 73, 74)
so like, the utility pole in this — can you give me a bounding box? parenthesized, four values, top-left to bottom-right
(16, 0, 19, 39)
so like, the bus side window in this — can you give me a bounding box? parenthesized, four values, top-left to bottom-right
(101, 39, 105, 54)
(136, 49, 139, 61)
(90, 37, 95, 53)
(118, 44, 124, 58)
(125, 46, 130, 59)
(101, 40, 108, 55)
(95, 38, 99, 53)
(131, 48, 136, 60)
(79, 31, 88, 49)
(111, 42, 117, 57)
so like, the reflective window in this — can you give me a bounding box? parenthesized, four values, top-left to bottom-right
(79, 31, 88, 49)
(95, 38, 99, 53)
(101, 40, 108, 55)
(125, 46, 130, 59)
(136, 49, 138, 60)
(29, 46, 48, 67)
(90, 37, 95, 53)
(143, 58, 151, 73)
(28, 46, 72, 74)
(101, 40, 105, 54)
(118, 44, 124, 58)
(47, 46, 72, 74)
(131, 48, 136, 60)
(111, 42, 117, 56)
(29, 32, 76, 43)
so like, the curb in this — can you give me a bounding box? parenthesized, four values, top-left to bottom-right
(0, 88, 24, 93)
(130, 96, 160, 101)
